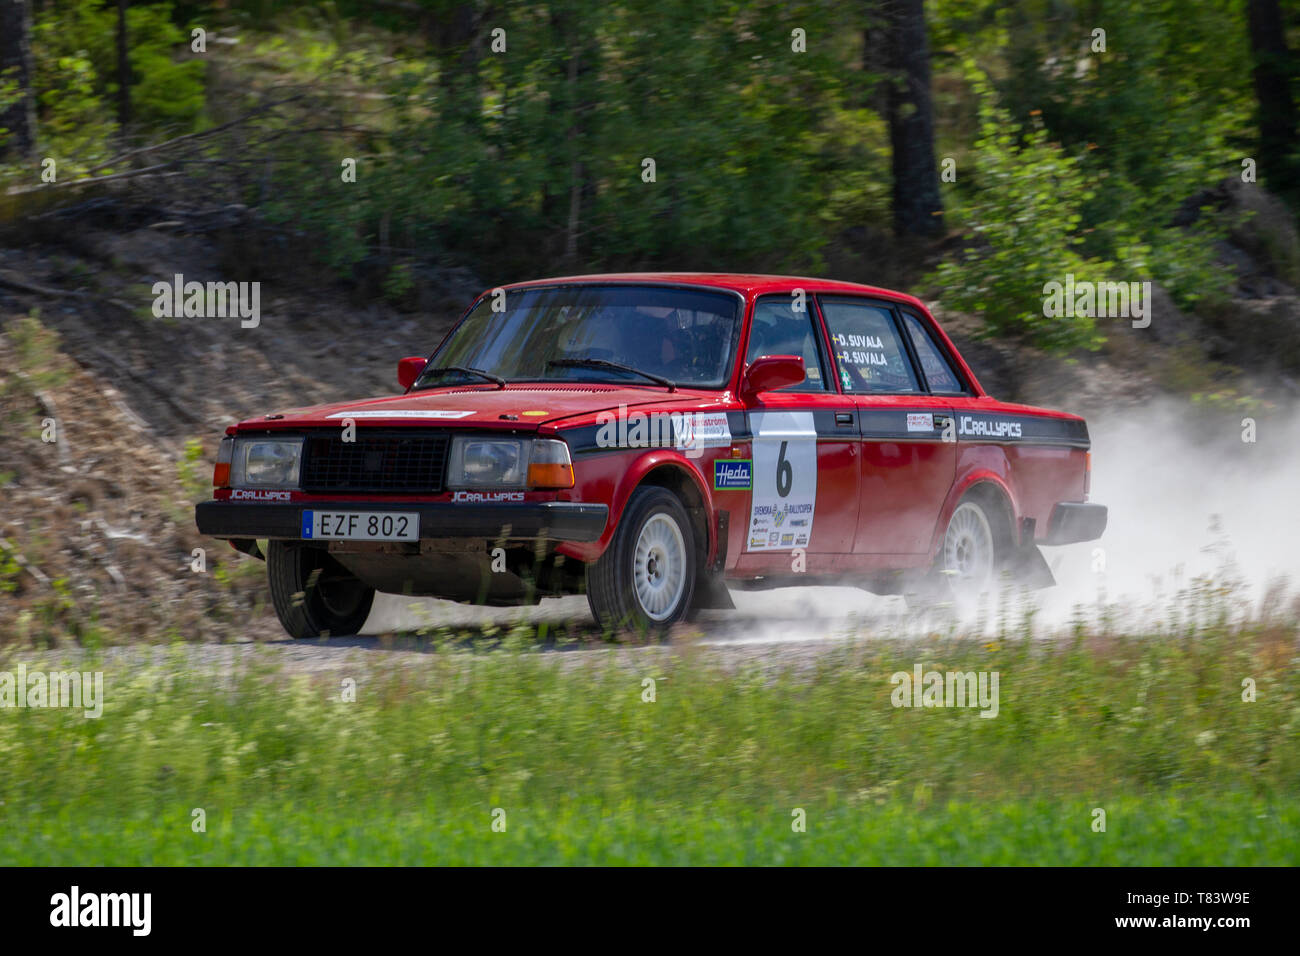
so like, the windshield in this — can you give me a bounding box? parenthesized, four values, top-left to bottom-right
(418, 284, 741, 389)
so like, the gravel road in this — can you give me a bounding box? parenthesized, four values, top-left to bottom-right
(5, 586, 928, 678)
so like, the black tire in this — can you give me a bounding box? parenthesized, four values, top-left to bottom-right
(904, 497, 998, 612)
(586, 486, 697, 634)
(267, 541, 375, 638)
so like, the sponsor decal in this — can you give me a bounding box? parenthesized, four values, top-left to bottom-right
(906, 412, 934, 432)
(714, 458, 753, 490)
(594, 406, 732, 459)
(959, 416, 1023, 439)
(749, 536, 766, 548)
(230, 489, 292, 501)
(522, 410, 549, 417)
(326, 409, 475, 420)
(748, 411, 817, 551)
(452, 491, 526, 502)
(675, 411, 732, 453)
(780, 533, 795, 546)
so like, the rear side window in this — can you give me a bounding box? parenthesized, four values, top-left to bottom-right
(744, 296, 829, 392)
(819, 299, 919, 393)
(902, 312, 965, 393)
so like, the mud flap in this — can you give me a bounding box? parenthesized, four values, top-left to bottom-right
(230, 538, 265, 560)
(691, 572, 736, 610)
(1005, 544, 1055, 590)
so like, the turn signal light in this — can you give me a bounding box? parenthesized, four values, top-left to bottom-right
(527, 440, 575, 489)
(213, 437, 233, 489)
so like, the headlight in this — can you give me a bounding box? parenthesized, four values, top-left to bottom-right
(448, 437, 528, 488)
(230, 437, 303, 489)
(447, 437, 574, 490)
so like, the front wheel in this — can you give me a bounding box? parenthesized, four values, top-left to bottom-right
(586, 486, 696, 634)
(267, 541, 375, 638)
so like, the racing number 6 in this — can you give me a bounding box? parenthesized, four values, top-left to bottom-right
(776, 440, 793, 498)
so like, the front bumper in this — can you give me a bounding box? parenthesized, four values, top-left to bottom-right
(1044, 501, 1108, 545)
(195, 500, 609, 543)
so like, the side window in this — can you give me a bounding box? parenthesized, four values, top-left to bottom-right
(744, 297, 828, 392)
(902, 312, 965, 393)
(819, 299, 919, 394)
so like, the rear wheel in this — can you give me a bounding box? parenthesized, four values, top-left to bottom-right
(586, 486, 696, 633)
(267, 541, 375, 638)
(906, 498, 998, 611)
(942, 500, 996, 605)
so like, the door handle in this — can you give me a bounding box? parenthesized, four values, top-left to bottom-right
(835, 412, 854, 426)
(933, 414, 952, 429)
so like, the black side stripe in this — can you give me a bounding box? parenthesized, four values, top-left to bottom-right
(564, 408, 1089, 454)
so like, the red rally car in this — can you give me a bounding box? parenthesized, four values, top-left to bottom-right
(195, 273, 1107, 637)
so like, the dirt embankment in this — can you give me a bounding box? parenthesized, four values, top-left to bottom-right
(0, 216, 481, 643)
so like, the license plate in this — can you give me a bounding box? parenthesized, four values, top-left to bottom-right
(302, 511, 419, 542)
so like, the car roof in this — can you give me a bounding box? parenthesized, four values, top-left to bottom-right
(499, 272, 929, 310)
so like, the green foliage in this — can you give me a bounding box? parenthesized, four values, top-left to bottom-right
(2, 0, 1291, 362)
(29, 0, 206, 168)
(256, 0, 860, 277)
(175, 437, 209, 505)
(2, 313, 67, 401)
(0, 541, 23, 595)
(120, 5, 207, 127)
(928, 70, 1114, 351)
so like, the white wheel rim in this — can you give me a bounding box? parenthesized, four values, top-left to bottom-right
(632, 512, 688, 622)
(943, 502, 994, 598)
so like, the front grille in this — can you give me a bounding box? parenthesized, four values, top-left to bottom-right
(300, 430, 449, 493)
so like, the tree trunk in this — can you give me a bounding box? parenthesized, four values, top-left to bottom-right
(0, 0, 38, 159)
(431, 3, 488, 129)
(1247, 0, 1297, 185)
(542, 7, 597, 265)
(116, 0, 131, 128)
(880, 0, 943, 238)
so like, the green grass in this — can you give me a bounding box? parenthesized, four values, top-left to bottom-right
(6, 797, 1295, 865)
(1, 623, 1297, 865)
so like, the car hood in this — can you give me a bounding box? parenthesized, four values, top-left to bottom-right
(234, 384, 719, 432)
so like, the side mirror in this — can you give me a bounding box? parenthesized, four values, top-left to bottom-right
(741, 354, 805, 398)
(397, 356, 428, 390)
